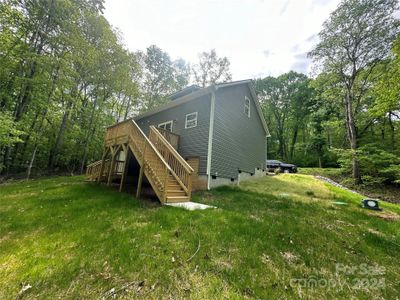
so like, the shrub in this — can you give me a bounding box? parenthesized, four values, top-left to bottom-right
(334, 144, 400, 186)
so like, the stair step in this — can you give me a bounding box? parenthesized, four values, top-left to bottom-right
(167, 183, 181, 187)
(167, 190, 186, 196)
(166, 196, 190, 203)
(87, 120, 193, 204)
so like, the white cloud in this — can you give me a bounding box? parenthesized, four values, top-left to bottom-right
(104, 0, 340, 79)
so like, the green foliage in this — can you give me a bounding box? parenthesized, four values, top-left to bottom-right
(0, 0, 196, 176)
(255, 0, 400, 189)
(309, 0, 399, 183)
(0, 112, 25, 172)
(255, 71, 313, 162)
(0, 0, 399, 190)
(0, 112, 24, 146)
(370, 35, 400, 125)
(335, 145, 400, 186)
(136, 45, 190, 111)
(192, 49, 232, 87)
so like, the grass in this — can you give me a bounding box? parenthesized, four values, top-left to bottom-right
(299, 167, 400, 204)
(1, 174, 400, 299)
(298, 167, 344, 180)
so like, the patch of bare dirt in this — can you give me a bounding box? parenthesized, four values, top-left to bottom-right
(280, 251, 298, 264)
(368, 211, 400, 221)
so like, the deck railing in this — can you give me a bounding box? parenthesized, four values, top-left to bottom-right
(86, 159, 110, 181)
(149, 126, 193, 196)
(156, 127, 180, 150)
(87, 119, 192, 202)
(105, 120, 175, 201)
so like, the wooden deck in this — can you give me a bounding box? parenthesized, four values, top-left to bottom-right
(86, 120, 193, 203)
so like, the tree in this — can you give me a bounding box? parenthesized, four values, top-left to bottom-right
(255, 71, 313, 162)
(370, 36, 400, 150)
(137, 45, 190, 111)
(192, 49, 232, 87)
(0, 0, 141, 176)
(309, 0, 399, 183)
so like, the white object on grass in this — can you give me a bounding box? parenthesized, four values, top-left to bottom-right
(165, 202, 216, 211)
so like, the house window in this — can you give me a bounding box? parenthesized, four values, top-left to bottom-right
(244, 96, 250, 118)
(158, 120, 173, 132)
(185, 112, 198, 129)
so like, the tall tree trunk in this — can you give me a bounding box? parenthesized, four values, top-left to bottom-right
(26, 145, 38, 180)
(79, 97, 98, 174)
(388, 112, 395, 150)
(327, 126, 332, 149)
(14, 62, 37, 121)
(12, 110, 40, 168)
(289, 124, 299, 161)
(277, 131, 285, 159)
(124, 97, 132, 120)
(3, 147, 11, 176)
(48, 100, 71, 169)
(345, 92, 361, 184)
(381, 118, 386, 140)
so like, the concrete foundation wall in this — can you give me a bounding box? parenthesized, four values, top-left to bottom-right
(197, 168, 267, 190)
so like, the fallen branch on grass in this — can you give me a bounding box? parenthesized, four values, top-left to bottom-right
(186, 237, 201, 262)
(102, 281, 137, 299)
(186, 219, 201, 263)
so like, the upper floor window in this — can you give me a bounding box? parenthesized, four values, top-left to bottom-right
(244, 96, 250, 118)
(158, 120, 173, 132)
(185, 112, 198, 129)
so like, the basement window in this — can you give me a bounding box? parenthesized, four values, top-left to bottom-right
(185, 112, 198, 129)
(244, 96, 250, 118)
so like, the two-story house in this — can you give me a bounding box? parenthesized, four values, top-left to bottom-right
(87, 80, 270, 203)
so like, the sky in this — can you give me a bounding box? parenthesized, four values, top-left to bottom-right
(104, 0, 341, 80)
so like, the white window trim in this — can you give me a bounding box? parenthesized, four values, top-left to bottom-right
(158, 120, 173, 131)
(185, 112, 198, 129)
(244, 96, 251, 118)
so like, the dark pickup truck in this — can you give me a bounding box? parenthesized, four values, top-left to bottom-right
(266, 160, 297, 173)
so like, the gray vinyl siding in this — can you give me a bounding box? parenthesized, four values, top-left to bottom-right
(211, 84, 266, 179)
(136, 94, 211, 175)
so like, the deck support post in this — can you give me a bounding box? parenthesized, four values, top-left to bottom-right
(107, 145, 118, 186)
(97, 147, 109, 182)
(136, 140, 148, 198)
(136, 165, 144, 198)
(119, 144, 129, 192)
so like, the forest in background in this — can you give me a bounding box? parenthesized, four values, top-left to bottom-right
(0, 0, 399, 188)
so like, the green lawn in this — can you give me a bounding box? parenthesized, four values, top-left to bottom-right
(299, 168, 400, 204)
(1, 174, 399, 299)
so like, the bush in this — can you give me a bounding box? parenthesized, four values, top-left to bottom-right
(334, 144, 400, 186)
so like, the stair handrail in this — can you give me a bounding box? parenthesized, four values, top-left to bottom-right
(127, 121, 177, 201)
(149, 126, 193, 194)
(126, 121, 173, 170)
(149, 126, 193, 173)
(155, 127, 180, 149)
(86, 159, 108, 180)
(97, 119, 192, 202)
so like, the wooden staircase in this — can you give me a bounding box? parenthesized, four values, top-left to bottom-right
(86, 119, 194, 203)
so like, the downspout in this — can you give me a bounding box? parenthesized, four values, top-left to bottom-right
(206, 88, 216, 190)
